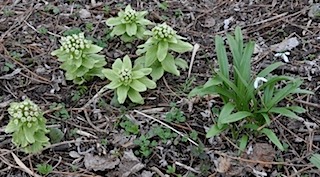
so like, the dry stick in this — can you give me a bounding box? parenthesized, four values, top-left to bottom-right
(188, 43, 200, 78)
(82, 85, 109, 110)
(11, 152, 42, 177)
(288, 165, 314, 177)
(244, 12, 288, 27)
(134, 110, 199, 147)
(175, 161, 200, 174)
(150, 166, 167, 177)
(23, 20, 62, 38)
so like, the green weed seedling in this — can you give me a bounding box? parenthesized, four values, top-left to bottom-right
(136, 23, 193, 81)
(5, 99, 50, 153)
(189, 27, 313, 151)
(165, 103, 186, 123)
(49, 102, 70, 120)
(150, 125, 177, 144)
(36, 164, 53, 176)
(51, 32, 106, 84)
(120, 117, 139, 135)
(102, 55, 156, 104)
(106, 4, 152, 42)
(134, 135, 157, 157)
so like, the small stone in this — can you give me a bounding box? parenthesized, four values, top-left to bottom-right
(79, 9, 91, 19)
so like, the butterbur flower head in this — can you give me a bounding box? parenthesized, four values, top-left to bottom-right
(119, 68, 132, 85)
(8, 99, 42, 122)
(152, 23, 176, 40)
(102, 55, 157, 104)
(60, 33, 91, 56)
(123, 5, 137, 23)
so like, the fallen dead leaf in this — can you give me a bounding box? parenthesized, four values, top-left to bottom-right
(84, 153, 120, 171)
(118, 150, 145, 177)
(249, 143, 275, 169)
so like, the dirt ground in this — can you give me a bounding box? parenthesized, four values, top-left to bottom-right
(0, 0, 320, 176)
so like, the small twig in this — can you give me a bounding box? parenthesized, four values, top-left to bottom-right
(150, 166, 167, 177)
(23, 20, 61, 38)
(175, 161, 201, 174)
(134, 110, 199, 146)
(81, 85, 109, 110)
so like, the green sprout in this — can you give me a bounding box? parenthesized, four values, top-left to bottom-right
(5, 99, 50, 154)
(136, 23, 193, 81)
(106, 4, 152, 42)
(36, 164, 53, 175)
(102, 55, 156, 104)
(189, 27, 313, 151)
(51, 32, 106, 84)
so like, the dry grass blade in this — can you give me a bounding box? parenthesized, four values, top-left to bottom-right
(11, 152, 41, 177)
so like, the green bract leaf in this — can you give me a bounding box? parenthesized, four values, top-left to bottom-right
(145, 45, 158, 67)
(169, 40, 193, 53)
(310, 154, 320, 170)
(117, 85, 130, 104)
(161, 54, 180, 76)
(106, 17, 123, 26)
(128, 89, 144, 104)
(157, 41, 169, 61)
(130, 80, 147, 92)
(112, 24, 127, 36)
(126, 23, 137, 36)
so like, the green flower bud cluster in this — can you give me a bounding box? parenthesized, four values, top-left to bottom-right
(119, 68, 132, 85)
(5, 99, 50, 154)
(51, 32, 107, 85)
(60, 33, 91, 57)
(123, 9, 137, 22)
(152, 24, 175, 40)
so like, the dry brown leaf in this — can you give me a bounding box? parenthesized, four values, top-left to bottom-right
(84, 153, 120, 171)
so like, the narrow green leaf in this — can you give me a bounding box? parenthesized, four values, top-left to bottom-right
(215, 36, 229, 79)
(239, 135, 248, 154)
(220, 111, 252, 124)
(261, 113, 271, 126)
(267, 80, 302, 108)
(269, 107, 300, 119)
(157, 41, 169, 62)
(257, 62, 284, 77)
(261, 128, 284, 151)
(206, 124, 227, 138)
(286, 106, 306, 114)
